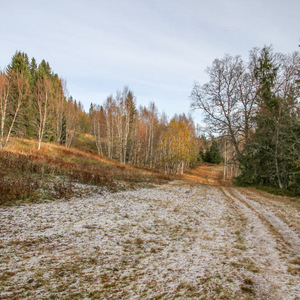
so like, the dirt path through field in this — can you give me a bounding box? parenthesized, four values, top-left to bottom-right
(221, 186, 300, 256)
(1, 181, 299, 299)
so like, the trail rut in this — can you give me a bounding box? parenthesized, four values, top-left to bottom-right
(221, 186, 300, 256)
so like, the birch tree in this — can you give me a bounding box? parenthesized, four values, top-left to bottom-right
(0, 69, 29, 149)
(91, 104, 106, 156)
(35, 76, 51, 150)
(0, 71, 10, 149)
(103, 96, 116, 159)
(53, 76, 66, 144)
(158, 119, 197, 174)
(111, 87, 136, 164)
(65, 97, 80, 148)
(137, 103, 160, 168)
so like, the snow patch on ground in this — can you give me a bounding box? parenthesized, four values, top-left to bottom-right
(0, 181, 299, 299)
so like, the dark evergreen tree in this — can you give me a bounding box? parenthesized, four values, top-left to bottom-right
(198, 147, 205, 161)
(7, 52, 32, 138)
(125, 90, 136, 163)
(37, 60, 52, 78)
(209, 140, 222, 164)
(238, 47, 300, 194)
(203, 146, 211, 163)
(9, 51, 30, 75)
(202, 140, 221, 164)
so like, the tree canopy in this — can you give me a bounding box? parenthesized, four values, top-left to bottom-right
(191, 46, 300, 194)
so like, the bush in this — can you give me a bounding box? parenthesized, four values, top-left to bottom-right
(0, 177, 40, 205)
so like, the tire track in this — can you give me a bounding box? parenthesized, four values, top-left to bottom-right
(221, 186, 300, 256)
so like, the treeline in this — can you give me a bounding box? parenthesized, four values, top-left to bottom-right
(0, 51, 199, 174)
(191, 46, 300, 194)
(0, 52, 89, 150)
(89, 88, 198, 174)
(2, 47, 299, 192)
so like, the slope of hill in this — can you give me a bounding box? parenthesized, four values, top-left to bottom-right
(0, 138, 170, 205)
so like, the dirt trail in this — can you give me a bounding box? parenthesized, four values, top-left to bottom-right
(186, 164, 300, 255)
(221, 186, 300, 256)
(180, 163, 231, 186)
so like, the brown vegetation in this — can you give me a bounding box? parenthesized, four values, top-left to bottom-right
(180, 163, 232, 186)
(0, 138, 170, 205)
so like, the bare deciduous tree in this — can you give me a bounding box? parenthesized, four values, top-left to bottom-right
(103, 96, 116, 159)
(191, 54, 259, 172)
(53, 76, 67, 144)
(65, 98, 80, 148)
(0, 70, 10, 149)
(91, 104, 106, 156)
(35, 76, 51, 150)
(0, 69, 29, 149)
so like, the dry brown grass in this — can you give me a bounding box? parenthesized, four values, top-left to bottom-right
(180, 163, 232, 186)
(0, 138, 170, 205)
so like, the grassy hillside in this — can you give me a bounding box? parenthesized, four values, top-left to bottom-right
(0, 138, 170, 205)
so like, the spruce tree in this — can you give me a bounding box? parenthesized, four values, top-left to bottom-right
(7, 52, 32, 138)
(209, 140, 222, 164)
(238, 47, 300, 193)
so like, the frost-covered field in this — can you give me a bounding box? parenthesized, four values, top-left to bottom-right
(0, 181, 299, 299)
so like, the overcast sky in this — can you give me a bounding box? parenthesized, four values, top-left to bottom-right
(1, 0, 299, 124)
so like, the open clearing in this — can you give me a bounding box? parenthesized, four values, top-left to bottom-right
(0, 181, 299, 299)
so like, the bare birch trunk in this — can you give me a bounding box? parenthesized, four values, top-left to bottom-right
(0, 77, 9, 149)
(223, 136, 227, 180)
(38, 90, 48, 150)
(0, 70, 28, 149)
(274, 120, 283, 189)
(4, 101, 21, 149)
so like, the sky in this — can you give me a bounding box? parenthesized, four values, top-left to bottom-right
(0, 0, 299, 125)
